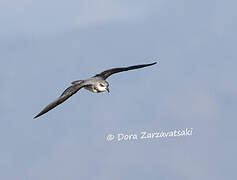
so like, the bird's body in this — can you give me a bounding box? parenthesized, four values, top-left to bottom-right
(71, 77, 109, 93)
(34, 62, 157, 118)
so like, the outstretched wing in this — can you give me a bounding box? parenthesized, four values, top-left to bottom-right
(94, 62, 157, 79)
(34, 82, 85, 119)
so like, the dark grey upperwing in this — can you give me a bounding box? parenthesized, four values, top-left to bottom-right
(94, 62, 157, 79)
(34, 82, 85, 119)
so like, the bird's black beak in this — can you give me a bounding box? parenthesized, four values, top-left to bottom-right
(107, 88, 110, 93)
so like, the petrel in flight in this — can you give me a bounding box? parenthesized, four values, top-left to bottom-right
(34, 62, 157, 118)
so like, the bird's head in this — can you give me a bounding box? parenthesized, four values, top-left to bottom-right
(97, 81, 109, 93)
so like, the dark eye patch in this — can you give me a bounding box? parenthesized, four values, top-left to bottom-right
(100, 84, 105, 87)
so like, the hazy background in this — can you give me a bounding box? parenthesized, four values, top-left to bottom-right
(1, 0, 236, 179)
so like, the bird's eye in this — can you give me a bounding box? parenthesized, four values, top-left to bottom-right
(100, 84, 105, 87)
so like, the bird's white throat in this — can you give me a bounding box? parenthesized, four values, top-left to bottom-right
(97, 85, 107, 92)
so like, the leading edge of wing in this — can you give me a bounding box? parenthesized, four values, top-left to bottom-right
(94, 62, 157, 79)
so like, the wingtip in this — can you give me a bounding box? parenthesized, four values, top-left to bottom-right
(153, 58, 160, 65)
(150, 61, 158, 66)
(33, 113, 42, 119)
(33, 115, 39, 119)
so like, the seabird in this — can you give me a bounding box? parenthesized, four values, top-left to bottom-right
(34, 62, 157, 118)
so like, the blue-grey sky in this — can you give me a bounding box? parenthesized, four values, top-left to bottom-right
(1, 0, 236, 179)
